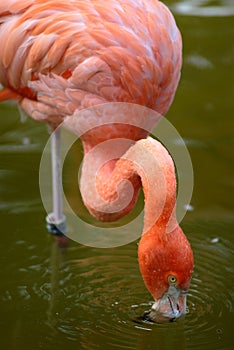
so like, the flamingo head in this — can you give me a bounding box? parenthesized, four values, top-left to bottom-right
(138, 225, 194, 323)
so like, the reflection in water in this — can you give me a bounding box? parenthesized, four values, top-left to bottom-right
(171, 0, 234, 17)
(185, 54, 213, 70)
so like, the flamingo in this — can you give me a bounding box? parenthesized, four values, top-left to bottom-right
(0, 0, 194, 322)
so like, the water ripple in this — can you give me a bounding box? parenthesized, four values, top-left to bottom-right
(179, 227, 233, 349)
(33, 226, 232, 349)
(1, 222, 233, 349)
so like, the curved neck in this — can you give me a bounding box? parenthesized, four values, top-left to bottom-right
(80, 136, 177, 234)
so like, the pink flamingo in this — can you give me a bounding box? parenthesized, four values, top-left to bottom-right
(0, 0, 194, 322)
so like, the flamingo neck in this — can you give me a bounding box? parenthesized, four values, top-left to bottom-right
(79, 136, 178, 235)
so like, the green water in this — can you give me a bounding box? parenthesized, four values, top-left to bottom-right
(0, 1, 233, 349)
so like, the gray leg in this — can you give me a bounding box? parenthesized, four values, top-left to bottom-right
(46, 127, 67, 235)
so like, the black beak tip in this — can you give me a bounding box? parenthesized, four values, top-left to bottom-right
(133, 310, 156, 324)
(133, 310, 179, 324)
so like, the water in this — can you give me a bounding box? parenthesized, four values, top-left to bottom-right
(0, 1, 233, 349)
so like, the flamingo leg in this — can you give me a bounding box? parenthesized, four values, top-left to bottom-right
(46, 127, 67, 235)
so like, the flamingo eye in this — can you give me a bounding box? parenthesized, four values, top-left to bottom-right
(168, 275, 177, 285)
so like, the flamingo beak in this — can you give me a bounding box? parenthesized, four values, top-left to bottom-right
(144, 286, 187, 323)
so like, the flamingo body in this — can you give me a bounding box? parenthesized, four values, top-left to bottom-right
(0, 0, 182, 122)
(0, 0, 193, 322)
